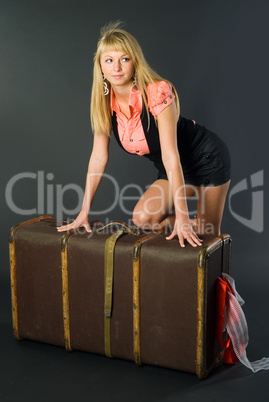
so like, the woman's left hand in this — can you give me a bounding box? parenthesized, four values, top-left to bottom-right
(166, 216, 203, 247)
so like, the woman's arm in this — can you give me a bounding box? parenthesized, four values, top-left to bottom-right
(57, 133, 110, 232)
(157, 102, 202, 247)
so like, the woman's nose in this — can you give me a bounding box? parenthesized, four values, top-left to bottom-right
(113, 61, 122, 71)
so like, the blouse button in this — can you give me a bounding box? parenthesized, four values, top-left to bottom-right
(130, 138, 133, 142)
(163, 100, 167, 104)
(169, 95, 173, 99)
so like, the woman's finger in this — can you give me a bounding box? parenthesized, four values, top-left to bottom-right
(186, 233, 203, 247)
(57, 220, 92, 234)
(83, 223, 92, 233)
(167, 229, 203, 248)
(57, 224, 72, 232)
(178, 235, 185, 248)
(185, 235, 197, 247)
(57, 220, 77, 232)
(166, 229, 176, 241)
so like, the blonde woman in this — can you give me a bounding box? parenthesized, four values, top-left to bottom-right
(58, 22, 231, 247)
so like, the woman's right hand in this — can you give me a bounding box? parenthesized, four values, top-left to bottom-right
(57, 211, 91, 233)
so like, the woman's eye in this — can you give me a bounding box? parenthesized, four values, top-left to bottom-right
(104, 57, 130, 63)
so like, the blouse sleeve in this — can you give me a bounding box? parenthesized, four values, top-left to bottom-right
(147, 81, 175, 117)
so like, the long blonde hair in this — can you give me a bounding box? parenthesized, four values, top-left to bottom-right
(90, 21, 180, 136)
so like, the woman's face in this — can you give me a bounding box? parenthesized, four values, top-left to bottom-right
(100, 49, 135, 90)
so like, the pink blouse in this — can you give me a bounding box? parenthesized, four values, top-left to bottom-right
(110, 81, 175, 156)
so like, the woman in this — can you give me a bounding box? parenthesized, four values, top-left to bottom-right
(58, 22, 231, 248)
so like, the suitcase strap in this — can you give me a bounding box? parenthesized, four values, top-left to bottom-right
(103, 224, 162, 362)
(104, 229, 127, 358)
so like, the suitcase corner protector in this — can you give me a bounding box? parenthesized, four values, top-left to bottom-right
(196, 366, 209, 380)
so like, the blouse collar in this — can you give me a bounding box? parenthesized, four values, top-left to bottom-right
(110, 87, 143, 116)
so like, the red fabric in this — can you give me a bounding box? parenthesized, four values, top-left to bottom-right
(216, 275, 238, 364)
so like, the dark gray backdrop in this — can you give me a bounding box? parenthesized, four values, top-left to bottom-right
(1, 1, 268, 400)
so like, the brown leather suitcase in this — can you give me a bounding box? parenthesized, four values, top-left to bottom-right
(9, 216, 231, 379)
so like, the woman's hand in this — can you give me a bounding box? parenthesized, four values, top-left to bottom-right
(57, 211, 91, 233)
(166, 216, 202, 247)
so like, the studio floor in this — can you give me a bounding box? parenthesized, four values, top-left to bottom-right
(1, 267, 268, 402)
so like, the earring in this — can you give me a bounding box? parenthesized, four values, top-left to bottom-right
(130, 74, 138, 94)
(103, 73, 109, 96)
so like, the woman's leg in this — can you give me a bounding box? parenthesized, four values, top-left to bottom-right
(195, 180, 231, 235)
(132, 179, 231, 235)
(132, 179, 196, 230)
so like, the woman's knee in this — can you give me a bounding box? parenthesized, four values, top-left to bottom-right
(132, 208, 161, 229)
(132, 179, 173, 229)
(132, 209, 151, 229)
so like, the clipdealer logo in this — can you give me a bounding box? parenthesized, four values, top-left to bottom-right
(5, 169, 264, 233)
(4, 171, 137, 220)
(5, 171, 84, 219)
(228, 170, 264, 233)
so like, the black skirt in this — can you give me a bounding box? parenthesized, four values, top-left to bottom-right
(112, 109, 231, 187)
(157, 121, 231, 187)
